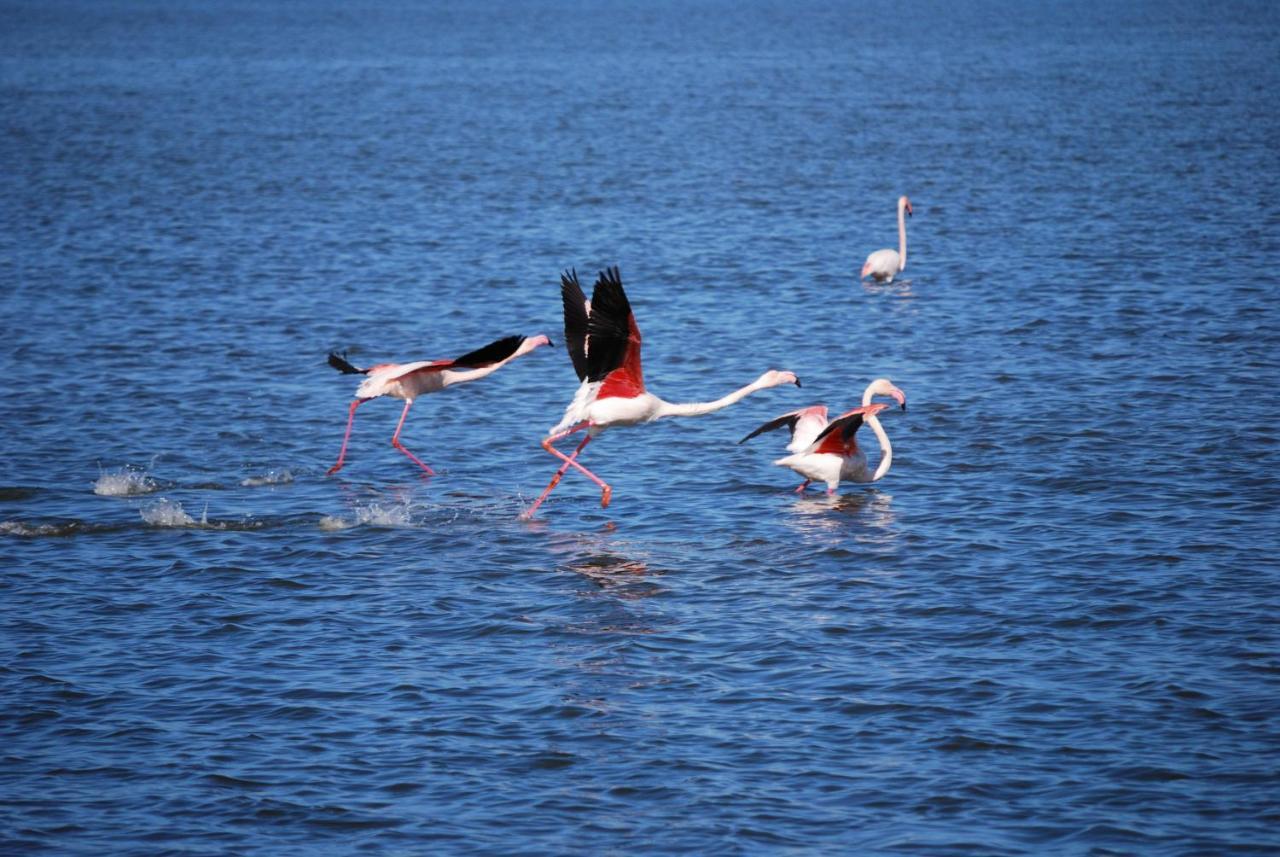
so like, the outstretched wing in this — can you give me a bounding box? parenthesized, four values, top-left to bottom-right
(585, 266, 634, 382)
(813, 412, 865, 443)
(328, 352, 367, 375)
(739, 411, 805, 445)
(452, 335, 525, 368)
(587, 266, 645, 397)
(808, 412, 867, 455)
(561, 268, 590, 381)
(807, 404, 888, 455)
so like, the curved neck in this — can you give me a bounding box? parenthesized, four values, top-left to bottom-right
(897, 200, 908, 271)
(866, 414, 893, 481)
(655, 379, 770, 419)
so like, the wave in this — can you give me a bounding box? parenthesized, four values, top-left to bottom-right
(241, 468, 295, 488)
(0, 520, 87, 537)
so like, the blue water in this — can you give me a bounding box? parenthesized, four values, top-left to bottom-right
(3, 1, 1279, 853)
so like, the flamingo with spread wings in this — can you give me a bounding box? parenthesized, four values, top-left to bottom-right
(521, 266, 800, 518)
(741, 378, 906, 493)
(326, 333, 551, 476)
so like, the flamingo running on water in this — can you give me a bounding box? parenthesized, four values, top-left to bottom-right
(521, 266, 800, 518)
(740, 378, 906, 494)
(861, 195, 913, 283)
(326, 334, 552, 476)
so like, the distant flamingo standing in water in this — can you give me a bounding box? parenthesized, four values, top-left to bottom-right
(861, 195, 913, 283)
(521, 266, 800, 518)
(740, 378, 906, 494)
(326, 334, 551, 475)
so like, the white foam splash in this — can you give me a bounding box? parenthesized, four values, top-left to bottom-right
(355, 502, 416, 527)
(241, 468, 294, 487)
(94, 466, 159, 497)
(140, 498, 195, 527)
(319, 501, 417, 530)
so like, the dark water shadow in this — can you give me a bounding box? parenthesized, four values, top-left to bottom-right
(544, 529, 667, 601)
(861, 277, 917, 299)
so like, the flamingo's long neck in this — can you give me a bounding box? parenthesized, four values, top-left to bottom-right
(866, 413, 893, 481)
(443, 365, 498, 386)
(654, 378, 772, 419)
(861, 382, 876, 407)
(443, 339, 542, 387)
(896, 198, 908, 272)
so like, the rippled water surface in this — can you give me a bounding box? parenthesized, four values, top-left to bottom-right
(3, 1, 1279, 853)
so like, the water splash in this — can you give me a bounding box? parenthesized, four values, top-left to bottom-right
(241, 468, 294, 488)
(319, 500, 418, 530)
(140, 498, 196, 527)
(94, 466, 159, 497)
(357, 501, 418, 527)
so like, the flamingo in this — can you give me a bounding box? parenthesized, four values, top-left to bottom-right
(326, 333, 552, 476)
(521, 266, 800, 518)
(740, 378, 906, 494)
(861, 195, 913, 282)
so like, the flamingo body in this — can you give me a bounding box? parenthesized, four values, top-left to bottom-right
(523, 266, 800, 517)
(741, 379, 906, 494)
(351, 361, 450, 400)
(773, 403, 887, 489)
(861, 195, 913, 283)
(861, 249, 902, 282)
(326, 333, 551, 475)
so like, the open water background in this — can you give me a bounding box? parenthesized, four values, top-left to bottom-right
(2, 1, 1278, 853)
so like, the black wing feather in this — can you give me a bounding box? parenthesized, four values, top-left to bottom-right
(811, 412, 866, 447)
(560, 268, 589, 381)
(738, 412, 803, 445)
(452, 335, 525, 368)
(585, 266, 633, 383)
(328, 352, 366, 375)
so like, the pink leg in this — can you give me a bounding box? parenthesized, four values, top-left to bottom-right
(390, 400, 435, 476)
(327, 399, 366, 475)
(793, 480, 811, 494)
(521, 424, 611, 518)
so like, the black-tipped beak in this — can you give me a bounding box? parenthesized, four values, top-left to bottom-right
(794, 377, 802, 388)
(900, 403, 907, 411)
(547, 339, 556, 348)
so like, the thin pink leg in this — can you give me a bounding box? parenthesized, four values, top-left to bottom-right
(521, 424, 612, 518)
(390, 400, 435, 476)
(793, 480, 811, 494)
(327, 399, 366, 475)
(521, 433, 591, 519)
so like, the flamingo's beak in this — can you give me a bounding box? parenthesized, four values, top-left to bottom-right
(794, 377, 802, 388)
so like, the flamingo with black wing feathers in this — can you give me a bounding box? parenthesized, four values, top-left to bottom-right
(326, 333, 551, 476)
(522, 266, 800, 518)
(741, 378, 906, 493)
